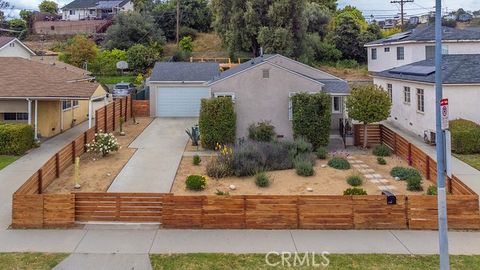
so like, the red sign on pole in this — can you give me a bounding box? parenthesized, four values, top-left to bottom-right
(441, 98, 449, 130)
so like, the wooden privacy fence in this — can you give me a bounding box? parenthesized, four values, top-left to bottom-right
(354, 124, 476, 195)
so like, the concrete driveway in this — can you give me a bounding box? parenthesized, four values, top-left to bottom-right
(108, 118, 197, 193)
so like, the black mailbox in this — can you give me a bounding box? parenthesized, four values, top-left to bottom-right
(382, 190, 397, 205)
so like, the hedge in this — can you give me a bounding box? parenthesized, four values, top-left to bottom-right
(450, 119, 480, 154)
(0, 123, 34, 155)
(291, 92, 331, 148)
(199, 97, 236, 149)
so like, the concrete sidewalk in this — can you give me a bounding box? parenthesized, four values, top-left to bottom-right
(383, 122, 480, 196)
(108, 118, 197, 193)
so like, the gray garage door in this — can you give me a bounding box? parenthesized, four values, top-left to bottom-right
(156, 87, 211, 117)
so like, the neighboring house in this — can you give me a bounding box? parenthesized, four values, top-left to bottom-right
(0, 58, 107, 139)
(365, 26, 480, 72)
(61, 0, 134, 21)
(409, 16, 420, 25)
(372, 54, 480, 140)
(458, 13, 473, 22)
(0, 37, 36, 59)
(148, 54, 349, 140)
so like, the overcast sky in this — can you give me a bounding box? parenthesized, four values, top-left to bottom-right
(4, 0, 480, 19)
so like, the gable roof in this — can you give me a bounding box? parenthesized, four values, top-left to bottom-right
(0, 58, 100, 99)
(209, 54, 349, 94)
(0, 37, 36, 56)
(62, 0, 130, 10)
(150, 62, 220, 82)
(373, 54, 480, 84)
(366, 25, 480, 46)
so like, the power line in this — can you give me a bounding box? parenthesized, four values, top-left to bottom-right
(391, 0, 414, 31)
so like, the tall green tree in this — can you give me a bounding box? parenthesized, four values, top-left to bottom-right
(304, 2, 331, 39)
(310, 0, 337, 13)
(38, 0, 58, 13)
(346, 85, 391, 148)
(331, 15, 363, 62)
(127, 44, 160, 73)
(59, 35, 98, 68)
(19, 10, 34, 32)
(105, 12, 165, 50)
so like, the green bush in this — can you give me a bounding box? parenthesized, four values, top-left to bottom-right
(377, 157, 387, 165)
(343, 187, 368, 195)
(233, 143, 265, 177)
(206, 159, 232, 179)
(185, 175, 207, 191)
(407, 175, 423, 191)
(255, 171, 271, 188)
(286, 137, 313, 160)
(291, 92, 331, 149)
(295, 159, 315, 177)
(426, 185, 437, 195)
(248, 121, 276, 142)
(0, 123, 34, 155)
(390, 167, 421, 180)
(346, 174, 363, 187)
(316, 147, 328, 159)
(193, 155, 201, 165)
(199, 98, 236, 149)
(373, 144, 392, 157)
(450, 119, 480, 154)
(328, 157, 351, 170)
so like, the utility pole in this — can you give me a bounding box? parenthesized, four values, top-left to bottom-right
(176, 0, 180, 44)
(391, 0, 414, 31)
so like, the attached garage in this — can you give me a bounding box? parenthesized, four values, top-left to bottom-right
(155, 87, 211, 117)
(148, 62, 221, 118)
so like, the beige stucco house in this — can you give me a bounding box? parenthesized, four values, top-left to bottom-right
(148, 54, 349, 140)
(0, 37, 36, 59)
(0, 57, 107, 139)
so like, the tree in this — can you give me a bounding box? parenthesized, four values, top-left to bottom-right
(105, 12, 165, 50)
(127, 44, 160, 73)
(331, 15, 363, 62)
(310, 0, 337, 13)
(39, 0, 58, 14)
(331, 5, 368, 31)
(346, 85, 391, 148)
(90, 49, 127, 75)
(8, 19, 26, 30)
(179, 36, 194, 53)
(59, 35, 98, 68)
(304, 2, 332, 39)
(19, 10, 34, 32)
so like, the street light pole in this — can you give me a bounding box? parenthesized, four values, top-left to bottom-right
(434, 0, 450, 269)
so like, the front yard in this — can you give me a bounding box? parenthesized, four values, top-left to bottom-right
(454, 154, 480, 171)
(0, 253, 67, 270)
(0, 155, 18, 171)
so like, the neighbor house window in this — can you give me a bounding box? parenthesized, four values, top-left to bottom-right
(397, 47, 405, 60)
(384, 47, 390, 52)
(9, 43, 14, 47)
(371, 48, 377, 60)
(262, 69, 270, 79)
(425, 45, 435, 59)
(332, 96, 341, 113)
(417, 89, 424, 112)
(69, 10, 75, 15)
(3, 112, 28, 121)
(214, 92, 236, 102)
(387, 84, 393, 102)
(404, 87, 411, 104)
(62, 100, 79, 111)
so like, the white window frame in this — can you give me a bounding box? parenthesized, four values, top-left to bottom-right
(288, 92, 298, 121)
(416, 88, 425, 113)
(3, 112, 28, 121)
(9, 42, 14, 47)
(62, 100, 80, 111)
(397, 47, 405, 60)
(332, 96, 342, 113)
(387, 84, 393, 103)
(384, 47, 390, 52)
(371, 48, 377, 60)
(214, 92, 236, 103)
(403, 86, 411, 104)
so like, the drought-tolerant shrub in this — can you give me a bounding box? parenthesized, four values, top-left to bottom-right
(206, 159, 231, 179)
(291, 92, 332, 148)
(258, 142, 293, 170)
(450, 119, 480, 154)
(328, 157, 351, 170)
(346, 174, 363, 187)
(390, 167, 421, 181)
(199, 98, 236, 149)
(294, 155, 315, 177)
(285, 137, 313, 161)
(343, 188, 367, 195)
(215, 189, 229, 196)
(0, 123, 34, 155)
(377, 157, 387, 165)
(185, 175, 207, 191)
(426, 185, 437, 195)
(193, 155, 201, 165)
(316, 147, 328, 159)
(255, 171, 271, 188)
(373, 144, 392, 157)
(407, 175, 423, 191)
(86, 132, 119, 157)
(248, 121, 276, 142)
(232, 143, 265, 177)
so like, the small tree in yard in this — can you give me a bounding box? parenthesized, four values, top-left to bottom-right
(346, 85, 391, 148)
(199, 97, 236, 149)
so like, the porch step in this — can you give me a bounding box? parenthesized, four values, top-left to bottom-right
(79, 221, 161, 230)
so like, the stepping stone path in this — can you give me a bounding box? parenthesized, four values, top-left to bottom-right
(348, 158, 395, 193)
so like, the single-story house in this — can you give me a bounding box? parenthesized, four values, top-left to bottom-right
(372, 54, 480, 140)
(0, 57, 107, 139)
(0, 37, 36, 59)
(61, 0, 134, 21)
(149, 54, 349, 140)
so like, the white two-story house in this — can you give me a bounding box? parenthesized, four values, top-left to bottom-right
(61, 0, 134, 21)
(372, 55, 480, 140)
(365, 26, 480, 72)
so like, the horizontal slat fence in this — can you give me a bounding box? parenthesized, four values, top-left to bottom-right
(12, 194, 74, 228)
